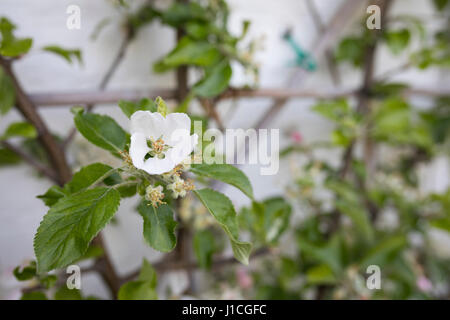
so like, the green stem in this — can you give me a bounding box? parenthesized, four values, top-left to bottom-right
(112, 181, 138, 189)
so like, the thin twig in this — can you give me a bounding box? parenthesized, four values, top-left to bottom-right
(305, 0, 341, 85)
(199, 98, 225, 132)
(0, 140, 59, 183)
(0, 57, 72, 185)
(28, 86, 450, 107)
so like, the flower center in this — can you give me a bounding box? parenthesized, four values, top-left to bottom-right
(144, 136, 171, 160)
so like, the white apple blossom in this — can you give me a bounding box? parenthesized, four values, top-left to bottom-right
(129, 111, 198, 175)
(167, 176, 194, 199)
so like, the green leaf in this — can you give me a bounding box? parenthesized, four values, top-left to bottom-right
(335, 36, 366, 67)
(336, 200, 374, 242)
(0, 66, 15, 115)
(430, 217, 450, 232)
(76, 245, 104, 262)
(155, 96, 168, 117)
(160, 2, 208, 26)
(193, 60, 232, 97)
(64, 163, 119, 194)
(21, 291, 47, 300)
(73, 109, 128, 155)
(1, 121, 37, 139)
(384, 29, 411, 55)
(191, 163, 253, 199)
(54, 286, 82, 300)
(13, 261, 36, 281)
(312, 99, 350, 121)
(138, 259, 157, 285)
(153, 37, 221, 73)
(261, 197, 292, 244)
(306, 264, 337, 285)
(37, 163, 120, 207)
(43, 46, 82, 64)
(298, 234, 343, 274)
(327, 180, 374, 242)
(118, 259, 158, 300)
(194, 188, 252, 265)
(138, 202, 177, 252)
(360, 235, 407, 268)
(118, 281, 158, 300)
(118, 98, 156, 118)
(34, 187, 121, 273)
(193, 229, 217, 269)
(0, 17, 32, 57)
(433, 0, 449, 11)
(372, 82, 409, 97)
(0, 147, 21, 166)
(37, 185, 68, 207)
(0, 38, 32, 57)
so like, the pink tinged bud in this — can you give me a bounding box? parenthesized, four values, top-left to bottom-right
(417, 276, 432, 292)
(237, 268, 253, 290)
(291, 131, 303, 144)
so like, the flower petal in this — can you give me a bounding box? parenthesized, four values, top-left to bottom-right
(166, 133, 198, 165)
(164, 113, 191, 141)
(130, 110, 165, 138)
(129, 132, 148, 170)
(141, 156, 177, 175)
(130, 132, 178, 174)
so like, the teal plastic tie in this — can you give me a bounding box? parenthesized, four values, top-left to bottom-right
(283, 30, 317, 72)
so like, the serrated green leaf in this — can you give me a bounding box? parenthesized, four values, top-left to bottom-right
(65, 163, 119, 194)
(73, 109, 128, 155)
(1, 121, 37, 139)
(0, 66, 15, 115)
(193, 60, 232, 97)
(118, 259, 158, 300)
(194, 188, 252, 265)
(43, 45, 82, 65)
(138, 202, 177, 252)
(118, 98, 156, 118)
(191, 163, 253, 199)
(37, 185, 68, 207)
(34, 187, 121, 273)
